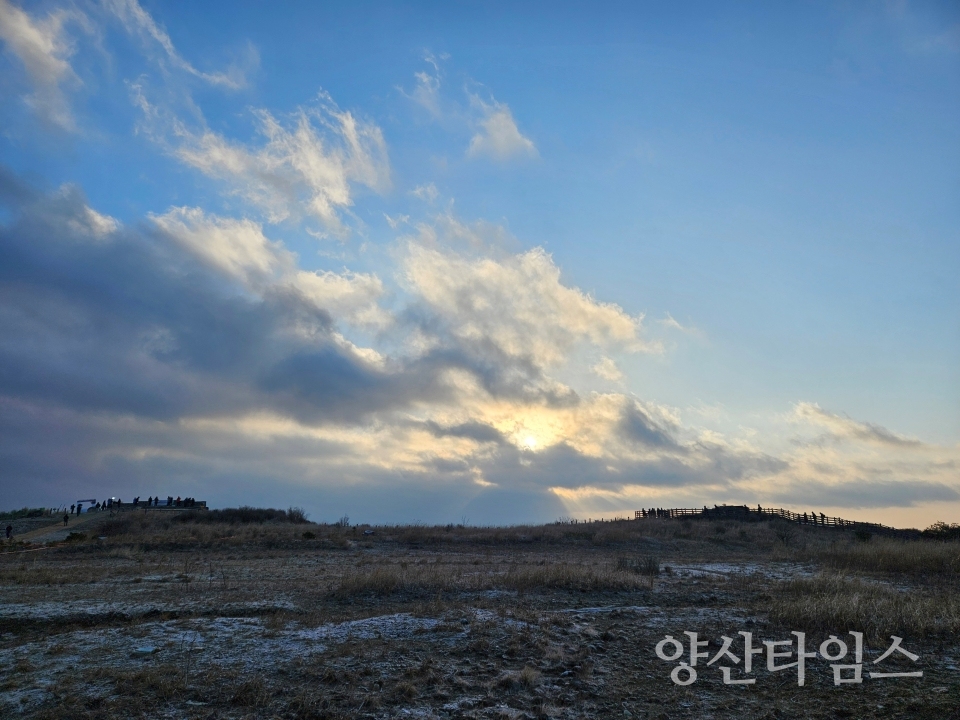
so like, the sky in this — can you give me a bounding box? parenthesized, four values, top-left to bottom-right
(0, 0, 958, 527)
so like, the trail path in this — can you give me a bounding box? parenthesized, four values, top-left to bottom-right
(15, 512, 107, 544)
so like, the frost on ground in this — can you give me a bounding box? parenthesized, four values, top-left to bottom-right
(1, 514, 958, 719)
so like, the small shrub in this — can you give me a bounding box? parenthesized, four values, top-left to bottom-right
(395, 681, 417, 700)
(773, 523, 796, 546)
(0, 507, 47, 520)
(287, 506, 309, 523)
(231, 677, 269, 708)
(923, 522, 960, 541)
(519, 665, 541, 688)
(177, 507, 305, 524)
(616, 555, 660, 576)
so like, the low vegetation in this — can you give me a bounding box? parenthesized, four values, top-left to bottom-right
(0, 507, 48, 520)
(2, 508, 958, 719)
(768, 572, 960, 639)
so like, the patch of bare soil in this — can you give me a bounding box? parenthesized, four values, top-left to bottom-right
(1, 514, 958, 719)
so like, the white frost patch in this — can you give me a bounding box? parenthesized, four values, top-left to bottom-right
(0, 598, 296, 621)
(295, 612, 440, 643)
(666, 562, 815, 579)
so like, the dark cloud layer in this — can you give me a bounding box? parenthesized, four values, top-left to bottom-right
(0, 172, 457, 426)
(771, 480, 959, 509)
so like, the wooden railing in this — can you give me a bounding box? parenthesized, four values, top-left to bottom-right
(633, 505, 915, 537)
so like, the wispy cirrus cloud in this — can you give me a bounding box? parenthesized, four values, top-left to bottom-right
(133, 88, 391, 234)
(0, 0, 88, 130)
(104, 0, 256, 88)
(402, 55, 537, 162)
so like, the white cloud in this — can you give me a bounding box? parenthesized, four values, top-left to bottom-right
(68, 203, 120, 239)
(410, 182, 439, 203)
(384, 213, 410, 229)
(403, 242, 655, 369)
(142, 95, 390, 232)
(152, 206, 293, 284)
(0, 0, 83, 129)
(592, 357, 623, 382)
(791, 402, 921, 447)
(658, 312, 705, 339)
(467, 100, 537, 161)
(104, 0, 253, 88)
(659, 313, 685, 331)
(151, 206, 388, 329)
(404, 54, 442, 118)
(291, 270, 389, 329)
(402, 57, 537, 162)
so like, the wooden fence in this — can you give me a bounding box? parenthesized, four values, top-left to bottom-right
(633, 505, 917, 537)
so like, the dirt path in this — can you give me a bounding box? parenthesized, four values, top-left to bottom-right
(16, 512, 107, 544)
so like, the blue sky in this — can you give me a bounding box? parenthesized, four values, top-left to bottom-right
(1, 0, 957, 526)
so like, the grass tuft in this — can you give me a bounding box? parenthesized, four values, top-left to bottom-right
(768, 572, 960, 639)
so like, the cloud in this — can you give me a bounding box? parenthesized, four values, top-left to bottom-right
(402, 242, 655, 370)
(152, 206, 293, 285)
(792, 402, 921, 447)
(658, 312, 704, 339)
(136, 90, 391, 232)
(769, 479, 959, 509)
(410, 182, 439, 203)
(467, 99, 537, 161)
(0, 0, 85, 130)
(290, 270, 389, 330)
(402, 57, 537, 162)
(104, 0, 253, 88)
(404, 54, 443, 118)
(3, 169, 956, 524)
(152, 206, 389, 329)
(0, 177, 409, 427)
(592, 357, 623, 382)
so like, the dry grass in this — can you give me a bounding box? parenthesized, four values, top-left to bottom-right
(332, 559, 651, 597)
(334, 564, 455, 597)
(807, 536, 960, 575)
(501, 562, 647, 592)
(5, 512, 960, 720)
(768, 572, 960, 639)
(616, 554, 660, 575)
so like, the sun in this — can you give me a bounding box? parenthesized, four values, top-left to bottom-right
(522, 435, 538, 450)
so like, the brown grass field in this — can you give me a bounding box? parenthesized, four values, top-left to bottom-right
(1, 509, 959, 719)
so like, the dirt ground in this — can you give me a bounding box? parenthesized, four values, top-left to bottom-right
(1, 510, 958, 719)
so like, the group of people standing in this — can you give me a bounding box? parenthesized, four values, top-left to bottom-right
(65, 496, 203, 512)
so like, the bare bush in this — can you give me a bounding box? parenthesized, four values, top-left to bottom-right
(286, 506, 309, 523)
